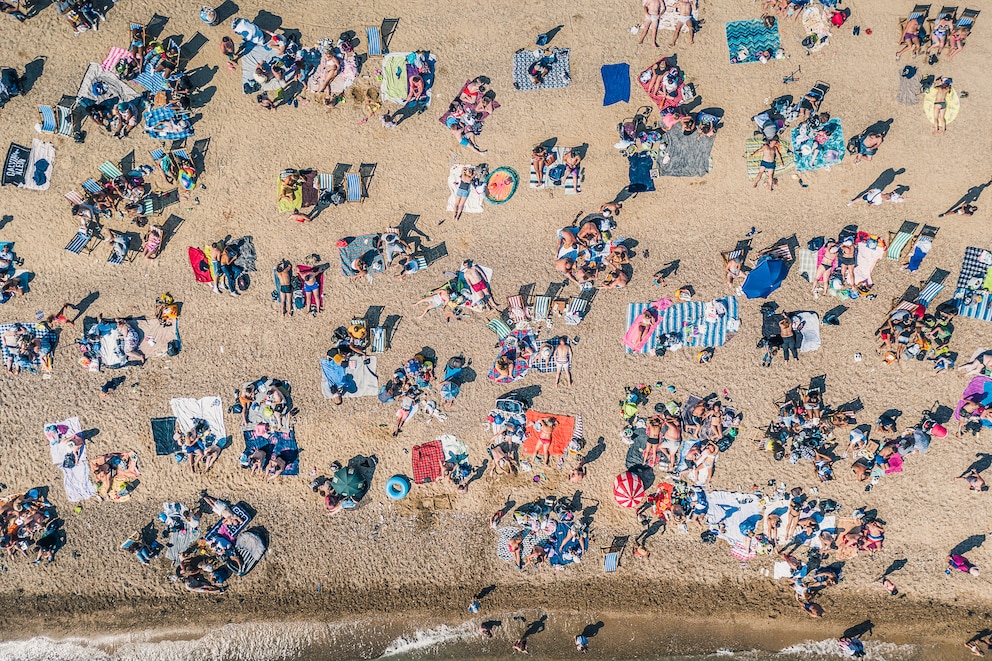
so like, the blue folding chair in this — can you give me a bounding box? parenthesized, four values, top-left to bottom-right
(38, 105, 70, 135)
(345, 172, 363, 202)
(366, 27, 382, 56)
(81, 179, 102, 195)
(370, 327, 386, 353)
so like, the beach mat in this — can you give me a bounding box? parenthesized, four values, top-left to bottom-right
(165, 526, 200, 564)
(745, 134, 794, 177)
(512, 48, 570, 91)
(496, 526, 547, 563)
(137, 319, 179, 359)
(241, 429, 300, 476)
(520, 410, 575, 457)
(47, 417, 96, 502)
(726, 20, 781, 64)
(446, 165, 485, 214)
(653, 129, 714, 177)
(151, 417, 180, 455)
(627, 153, 655, 192)
(924, 87, 960, 125)
(792, 118, 845, 172)
(170, 396, 227, 442)
(338, 234, 383, 277)
(601, 63, 630, 106)
(412, 439, 444, 484)
(189, 246, 213, 283)
(795, 311, 821, 352)
(240, 43, 282, 93)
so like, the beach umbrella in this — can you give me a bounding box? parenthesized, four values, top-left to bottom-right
(741, 256, 787, 300)
(331, 467, 366, 498)
(613, 471, 645, 508)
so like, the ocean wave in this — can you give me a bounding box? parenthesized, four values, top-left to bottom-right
(378, 621, 478, 658)
(777, 638, 917, 660)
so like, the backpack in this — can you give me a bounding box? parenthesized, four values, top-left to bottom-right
(846, 136, 860, 155)
(166, 340, 181, 357)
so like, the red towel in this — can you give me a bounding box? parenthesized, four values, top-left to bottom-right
(412, 440, 444, 484)
(520, 410, 575, 458)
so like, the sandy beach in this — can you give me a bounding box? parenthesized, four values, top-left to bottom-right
(1, 0, 992, 658)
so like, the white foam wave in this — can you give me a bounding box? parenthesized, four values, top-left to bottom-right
(378, 621, 478, 658)
(778, 638, 916, 660)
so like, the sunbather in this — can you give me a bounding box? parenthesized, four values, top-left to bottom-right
(638, 0, 664, 47)
(530, 416, 558, 466)
(308, 50, 341, 103)
(447, 167, 476, 225)
(142, 225, 163, 259)
(562, 149, 582, 191)
(129, 25, 146, 68)
(302, 266, 325, 315)
(633, 307, 659, 347)
(554, 337, 572, 387)
(275, 259, 293, 317)
(896, 15, 923, 59)
(725, 253, 744, 290)
(958, 469, 988, 492)
(932, 78, 952, 133)
(461, 259, 497, 309)
(946, 27, 970, 59)
(928, 13, 955, 56)
(643, 416, 663, 466)
(670, 0, 695, 47)
(414, 289, 451, 318)
(750, 138, 782, 191)
(532, 145, 555, 187)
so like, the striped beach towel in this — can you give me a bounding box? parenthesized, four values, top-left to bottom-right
(745, 135, 794, 177)
(797, 247, 816, 282)
(658, 296, 739, 347)
(102, 47, 133, 72)
(957, 290, 992, 322)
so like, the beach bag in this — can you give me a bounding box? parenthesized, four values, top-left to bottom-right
(167, 340, 181, 356)
(846, 136, 860, 154)
(807, 236, 825, 250)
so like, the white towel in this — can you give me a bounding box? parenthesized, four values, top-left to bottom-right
(795, 311, 821, 353)
(47, 417, 96, 502)
(344, 355, 379, 398)
(170, 396, 227, 440)
(446, 165, 485, 214)
(22, 139, 55, 192)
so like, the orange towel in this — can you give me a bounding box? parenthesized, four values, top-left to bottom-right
(521, 410, 575, 457)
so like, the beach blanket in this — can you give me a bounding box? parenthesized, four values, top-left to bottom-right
(652, 129, 714, 178)
(165, 525, 200, 564)
(3, 139, 54, 191)
(531, 147, 583, 192)
(520, 410, 576, 457)
(854, 241, 886, 285)
(627, 153, 656, 192)
(75, 62, 140, 107)
(797, 247, 816, 281)
(91, 451, 140, 502)
(792, 118, 845, 172)
(924, 87, 960, 125)
(381, 52, 436, 106)
(955, 377, 992, 421)
(624, 301, 667, 353)
(801, 3, 833, 52)
(638, 57, 684, 110)
(151, 417, 180, 455)
(102, 47, 132, 72)
(601, 63, 630, 106)
(706, 490, 764, 548)
(745, 135, 794, 177)
(46, 417, 96, 502)
(0, 322, 56, 373)
(512, 48, 570, 92)
(240, 43, 283, 93)
(132, 61, 168, 93)
(338, 234, 385, 277)
(412, 439, 444, 484)
(897, 72, 920, 105)
(137, 319, 179, 358)
(496, 526, 547, 563)
(144, 105, 193, 141)
(795, 311, 821, 352)
(658, 296, 739, 347)
(726, 20, 781, 64)
(169, 396, 227, 442)
(241, 429, 300, 476)
(277, 175, 303, 212)
(446, 165, 486, 214)
(321, 355, 379, 399)
(489, 329, 536, 383)
(954, 247, 992, 321)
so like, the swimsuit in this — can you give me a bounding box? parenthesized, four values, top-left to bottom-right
(456, 180, 471, 198)
(279, 284, 291, 294)
(934, 101, 947, 109)
(303, 281, 319, 293)
(470, 280, 486, 293)
(759, 159, 775, 169)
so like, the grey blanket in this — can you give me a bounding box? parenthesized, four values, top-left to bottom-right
(653, 129, 715, 178)
(232, 236, 257, 272)
(897, 74, 920, 105)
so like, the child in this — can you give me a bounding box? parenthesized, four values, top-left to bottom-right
(221, 36, 238, 70)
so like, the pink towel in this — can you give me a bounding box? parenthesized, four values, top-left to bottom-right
(884, 453, 904, 474)
(624, 303, 663, 351)
(102, 47, 133, 72)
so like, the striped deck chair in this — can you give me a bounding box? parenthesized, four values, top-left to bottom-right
(887, 220, 919, 260)
(98, 161, 123, 181)
(64, 231, 99, 255)
(907, 3, 931, 22)
(149, 148, 166, 161)
(345, 172, 363, 202)
(486, 318, 512, 340)
(107, 234, 135, 264)
(506, 295, 530, 325)
(564, 297, 588, 325)
(370, 326, 386, 353)
(531, 295, 551, 326)
(38, 106, 73, 136)
(64, 190, 85, 206)
(956, 8, 979, 30)
(602, 536, 628, 573)
(81, 179, 102, 195)
(759, 243, 793, 261)
(366, 26, 382, 56)
(317, 173, 334, 191)
(917, 268, 950, 306)
(413, 255, 427, 271)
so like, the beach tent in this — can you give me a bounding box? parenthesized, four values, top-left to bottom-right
(741, 256, 787, 299)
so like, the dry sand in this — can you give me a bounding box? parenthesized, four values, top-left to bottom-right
(1, 0, 992, 655)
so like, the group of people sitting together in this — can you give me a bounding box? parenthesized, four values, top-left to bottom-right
(554, 204, 630, 290)
(0, 243, 26, 304)
(377, 353, 437, 436)
(876, 298, 957, 368)
(898, 8, 972, 62)
(173, 417, 224, 474)
(0, 488, 62, 564)
(2, 322, 55, 374)
(415, 260, 498, 317)
(439, 77, 498, 154)
(494, 495, 590, 571)
(70, 167, 153, 226)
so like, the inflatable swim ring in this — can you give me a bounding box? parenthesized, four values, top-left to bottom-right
(385, 474, 411, 500)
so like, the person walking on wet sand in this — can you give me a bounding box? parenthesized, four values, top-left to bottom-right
(513, 637, 529, 654)
(750, 138, 782, 191)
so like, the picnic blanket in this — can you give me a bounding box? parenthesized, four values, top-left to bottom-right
(520, 410, 576, 457)
(76, 62, 140, 107)
(0, 322, 56, 373)
(489, 329, 536, 383)
(446, 165, 486, 213)
(745, 134, 794, 177)
(512, 48, 570, 91)
(46, 417, 96, 502)
(381, 52, 436, 105)
(241, 429, 300, 476)
(165, 525, 201, 564)
(726, 20, 781, 64)
(638, 57, 685, 110)
(132, 60, 169, 93)
(496, 526, 547, 563)
(652, 128, 714, 178)
(792, 118, 845, 172)
(321, 355, 379, 398)
(854, 241, 886, 285)
(137, 319, 179, 358)
(531, 147, 582, 192)
(243, 378, 293, 431)
(169, 396, 227, 441)
(412, 439, 444, 484)
(151, 416, 180, 455)
(955, 376, 992, 422)
(706, 490, 764, 548)
(240, 43, 283, 93)
(795, 311, 821, 352)
(954, 247, 992, 321)
(338, 234, 385, 277)
(601, 63, 630, 106)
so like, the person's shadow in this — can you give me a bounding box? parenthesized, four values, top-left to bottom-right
(852, 167, 906, 201)
(940, 179, 992, 216)
(523, 615, 547, 638)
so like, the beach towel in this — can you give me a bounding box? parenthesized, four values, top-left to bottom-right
(206, 502, 255, 543)
(512, 48, 570, 91)
(143, 105, 193, 141)
(627, 153, 656, 192)
(240, 42, 283, 93)
(601, 63, 630, 106)
(705, 490, 763, 548)
(137, 319, 179, 358)
(165, 525, 200, 564)
(520, 410, 576, 458)
(905, 235, 933, 272)
(321, 355, 379, 398)
(924, 87, 960, 125)
(188, 247, 213, 283)
(3, 139, 55, 192)
(658, 296, 739, 347)
(277, 175, 303, 212)
(338, 234, 384, 277)
(955, 377, 992, 421)
(46, 417, 96, 502)
(638, 57, 684, 110)
(488, 329, 536, 383)
(169, 396, 227, 442)
(381, 51, 436, 107)
(624, 301, 665, 353)
(853, 241, 885, 285)
(241, 429, 300, 476)
(75, 62, 141, 107)
(296, 264, 324, 310)
(745, 135, 794, 177)
(412, 439, 444, 484)
(439, 434, 470, 464)
(792, 118, 845, 172)
(897, 71, 920, 105)
(652, 129, 715, 178)
(132, 61, 168, 93)
(102, 47, 132, 72)
(446, 165, 486, 214)
(0, 322, 56, 373)
(151, 417, 180, 455)
(797, 247, 816, 281)
(726, 20, 781, 64)
(795, 311, 821, 352)
(496, 526, 547, 563)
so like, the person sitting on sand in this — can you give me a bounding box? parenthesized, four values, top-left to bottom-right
(725, 253, 744, 290)
(531, 144, 555, 187)
(750, 138, 782, 191)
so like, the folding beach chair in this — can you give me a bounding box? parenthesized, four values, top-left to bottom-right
(486, 318, 512, 340)
(38, 105, 73, 137)
(370, 326, 386, 353)
(531, 295, 551, 327)
(366, 26, 382, 56)
(602, 535, 628, 573)
(107, 233, 136, 264)
(65, 230, 101, 255)
(917, 268, 950, 306)
(506, 295, 530, 325)
(907, 3, 932, 22)
(317, 173, 334, 192)
(344, 172, 363, 202)
(887, 220, 919, 260)
(64, 190, 85, 206)
(564, 297, 589, 326)
(413, 255, 427, 271)
(956, 7, 979, 30)
(80, 178, 102, 195)
(98, 161, 124, 182)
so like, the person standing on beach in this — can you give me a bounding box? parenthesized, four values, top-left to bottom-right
(638, 0, 664, 48)
(513, 637, 529, 653)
